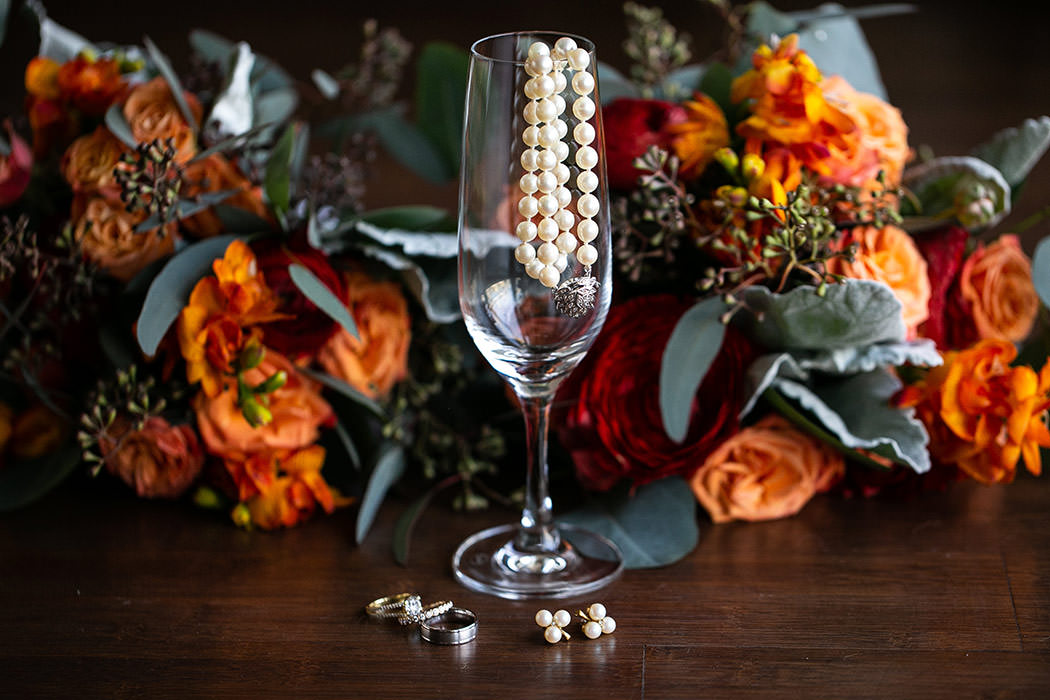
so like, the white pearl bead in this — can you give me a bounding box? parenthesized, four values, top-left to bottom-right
(577, 218, 598, 242)
(528, 42, 550, 59)
(553, 118, 568, 139)
(553, 141, 569, 163)
(554, 163, 570, 185)
(535, 75, 555, 98)
(538, 194, 559, 217)
(555, 209, 575, 231)
(520, 149, 538, 171)
(544, 625, 563, 644)
(536, 98, 557, 123)
(568, 48, 591, 71)
(537, 218, 559, 241)
(535, 609, 553, 627)
(577, 243, 598, 266)
(600, 616, 616, 634)
(538, 265, 560, 288)
(577, 193, 600, 218)
(515, 242, 536, 263)
(519, 172, 538, 193)
(537, 170, 558, 194)
(523, 102, 540, 125)
(572, 71, 595, 95)
(538, 124, 560, 149)
(553, 70, 567, 93)
(588, 603, 607, 620)
(516, 220, 537, 241)
(577, 170, 598, 193)
(537, 149, 557, 171)
(573, 122, 595, 146)
(573, 95, 595, 121)
(537, 242, 559, 264)
(555, 37, 578, 55)
(553, 609, 572, 628)
(555, 231, 577, 253)
(522, 125, 540, 147)
(554, 253, 568, 272)
(523, 78, 541, 99)
(583, 620, 602, 640)
(555, 186, 571, 208)
(523, 59, 541, 79)
(552, 94, 566, 116)
(534, 55, 553, 75)
(575, 145, 598, 170)
(525, 259, 544, 279)
(518, 195, 538, 218)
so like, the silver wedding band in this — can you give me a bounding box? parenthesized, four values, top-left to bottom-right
(419, 607, 479, 645)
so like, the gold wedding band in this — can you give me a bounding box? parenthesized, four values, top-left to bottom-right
(365, 592, 421, 620)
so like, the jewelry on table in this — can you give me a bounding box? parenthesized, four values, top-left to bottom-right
(578, 602, 616, 639)
(419, 607, 479, 645)
(365, 592, 421, 620)
(398, 599, 455, 626)
(535, 608, 573, 644)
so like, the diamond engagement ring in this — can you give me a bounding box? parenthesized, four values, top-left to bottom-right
(365, 592, 421, 620)
(398, 599, 454, 626)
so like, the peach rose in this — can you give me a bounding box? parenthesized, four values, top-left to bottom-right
(73, 196, 176, 282)
(828, 224, 931, 335)
(691, 414, 845, 523)
(317, 270, 411, 399)
(958, 234, 1039, 344)
(61, 125, 128, 198)
(194, 350, 333, 458)
(180, 154, 272, 238)
(101, 417, 205, 498)
(123, 77, 202, 163)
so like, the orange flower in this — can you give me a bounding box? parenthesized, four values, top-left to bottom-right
(228, 446, 350, 529)
(180, 154, 272, 238)
(665, 93, 729, 179)
(177, 239, 285, 396)
(899, 340, 1050, 484)
(317, 270, 411, 399)
(194, 350, 333, 458)
(56, 55, 126, 116)
(72, 196, 176, 282)
(690, 414, 844, 523)
(100, 417, 205, 498)
(958, 235, 1039, 344)
(61, 125, 128, 198)
(25, 57, 61, 100)
(827, 224, 931, 335)
(123, 77, 201, 163)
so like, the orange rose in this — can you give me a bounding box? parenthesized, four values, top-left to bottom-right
(317, 270, 411, 399)
(958, 234, 1039, 344)
(123, 77, 202, 163)
(25, 57, 61, 100)
(828, 224, 931, 335)
(194, 350, 333, 458)
(72, 196, 176, 282)
(56, 55, 126, 116)
(100, 417, 205, 498)
(180, 154, 272, 238)
(61, 125, 128, 198)
(691, 414, 845, 523)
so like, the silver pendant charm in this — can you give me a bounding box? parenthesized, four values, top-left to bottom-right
(553, 270, 599, 318)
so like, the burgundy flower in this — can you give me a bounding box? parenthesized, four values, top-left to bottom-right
(914, 225, 974, 349)
(557, 294, 758, 491)
(602, 98, 687, 191)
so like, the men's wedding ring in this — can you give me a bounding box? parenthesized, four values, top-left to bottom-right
(365, 592, 421, 620)
(398, 599, 454, 626)
(419, 607, 479, 645)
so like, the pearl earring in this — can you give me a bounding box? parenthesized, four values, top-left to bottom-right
(535, 608, 573, 644)
(578, 602, 616, 639)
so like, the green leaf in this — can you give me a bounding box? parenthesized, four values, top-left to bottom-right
(263, 122, 296, 218)
(333, 418, 361, 471)
(143, 36, 199, 133)
(190, 121, 276, 163)
(359, 206, 451, 231)
(355, 444, 406, 544)
(104, 104, 138, 149)
(254, 87, 298, 131)
(214, 204, 274, 234)
(698, 62, 734, 115)
(415, 42, 469, 177)
(559, 477, 699, 569)
(362, 108, 453, 183)
(595, 61, 640, 103)
(392, 474, 462, 566)
(135, 235, 237, 355)
(0, 447, 81, 512)
(299, 366, 385, 418)
(134, 189, 242, 232)
(188, 29, 293, 93)
(288, 262, 358, 339)
(970, 116, 1050, 189)
(659, 297, 727, 443)
(311, 68, 340, 100)
(1034, 237, 1050, 309)
(661, 64, 704, 101)
(29, 3, 93, 62)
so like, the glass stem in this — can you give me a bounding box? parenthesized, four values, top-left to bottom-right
(515, 390, 561, 553)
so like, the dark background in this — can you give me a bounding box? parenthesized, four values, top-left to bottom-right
(2, 0, 1048, 251)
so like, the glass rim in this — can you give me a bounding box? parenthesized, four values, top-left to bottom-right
(470, 31, 596, 65)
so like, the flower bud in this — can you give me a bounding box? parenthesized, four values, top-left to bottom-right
(740, 153, 765, 180)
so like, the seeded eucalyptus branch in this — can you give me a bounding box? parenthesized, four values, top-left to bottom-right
(113, 138, 184, 228)
(623, 2, 692, 98)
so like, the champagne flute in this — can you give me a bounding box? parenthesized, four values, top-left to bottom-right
(453, 31, 623, 599)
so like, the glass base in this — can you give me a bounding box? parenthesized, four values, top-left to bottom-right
(452, 523, 624, 600)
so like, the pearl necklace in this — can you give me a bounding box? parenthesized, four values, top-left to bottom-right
(515, 37, 601, 317)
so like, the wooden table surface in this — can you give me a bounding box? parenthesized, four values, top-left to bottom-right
(2, 470, 1049, 698)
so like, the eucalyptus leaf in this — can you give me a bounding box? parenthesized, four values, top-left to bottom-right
(299, 367, 385, 418)
(559, 477, 699, 569)
(135, 235, 238, 355)
(207, 41, 255, 139)
(263, 122, 296, 217)
(698, 62, 734, 115)
(359, 206, 451, 231)
(596, 61, 640, 103)
(254, 87, 298, 131)
(354, 221, 458, 257)
(355, 444, 406, 544)
(190, 121, 276, 163)
(0, 447, 81, 512)
(392, 474, 462, 566)
(32, 5, 93, 62)
(104, 104, 137, 149)
(970, 116, 1050, 189)
(1033, 237, 1050, 309)
(143, 36, 199, 133)
(415, 42, 468, 176)
(661, 64, 705, 101)
(214, 204, 274, 234)
(312, 68, 341, 100)
(188, 29, 293, 93)
(659, 296, 727, 443)
(288, 263, 359, 340)
(333, 418, 361, 471)
(366, 108, 452, 183)
(134, 189, 242, 232)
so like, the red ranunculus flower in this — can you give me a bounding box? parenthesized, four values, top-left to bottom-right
(253, 234, 347, 360)
(602, 98, 687, 191)
(557, 295, 758, 491)
(0, 120, 32, 208)
(914, 225, 973, 349)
